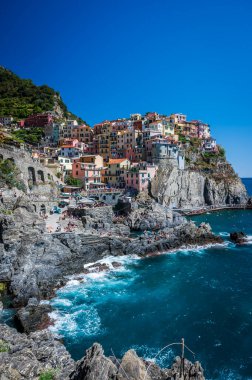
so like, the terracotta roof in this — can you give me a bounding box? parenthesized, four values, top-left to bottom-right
(108, 158, 128, 164)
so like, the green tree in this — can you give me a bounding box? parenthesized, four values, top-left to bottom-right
(65, 175, 83, 187)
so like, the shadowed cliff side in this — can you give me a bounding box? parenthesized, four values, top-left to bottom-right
(151, 159, 247, 208)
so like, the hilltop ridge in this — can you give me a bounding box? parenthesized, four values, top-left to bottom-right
(0, 66, 85, 123)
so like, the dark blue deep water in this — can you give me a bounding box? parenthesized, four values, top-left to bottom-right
(242, 178, 252, 196)
(50, 209, 252, 380)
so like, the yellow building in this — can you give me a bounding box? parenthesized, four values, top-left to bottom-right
(162, 120, 175, 136)
(103, 158, 131, 187)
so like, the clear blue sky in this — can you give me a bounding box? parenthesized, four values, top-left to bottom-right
(1, 0, 252, 176)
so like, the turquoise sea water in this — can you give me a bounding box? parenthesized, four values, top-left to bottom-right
(49, 209, 252, 380)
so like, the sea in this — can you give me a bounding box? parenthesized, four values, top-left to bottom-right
(1, 179, 252, 379)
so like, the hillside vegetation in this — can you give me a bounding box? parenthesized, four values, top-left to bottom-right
(0, 66, 85, 123)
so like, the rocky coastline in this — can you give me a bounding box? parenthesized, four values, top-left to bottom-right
(0, 323, 205, 379)
(0, 191, 222, 309)
(0, 189, 222, 379)
(0, 165, 248, 379)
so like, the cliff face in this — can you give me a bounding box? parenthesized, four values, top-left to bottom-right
(0, 193, 220, 307)
(0, 324, 205, 380)
(151, 161, 248, 208)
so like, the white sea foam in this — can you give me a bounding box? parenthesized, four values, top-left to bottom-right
(65, 279, 81, 286)
(246, 235, 252, 244)
(219, 232, 230, 237)
(58, 254, 141, 292)
(49, 305, 103, 337)
(130, 344, 174, 367)
(51, 298, 72, 307)
(166, 241, 227, 256)
(85, 272, 108, 280)
(39, 300, 50, 305)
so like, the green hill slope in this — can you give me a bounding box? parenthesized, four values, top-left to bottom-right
(0, 66, 84, 123)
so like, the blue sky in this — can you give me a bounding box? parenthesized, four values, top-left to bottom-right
(1, 0, 252, 176)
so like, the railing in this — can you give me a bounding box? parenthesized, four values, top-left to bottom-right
(175, 203, 252, 215)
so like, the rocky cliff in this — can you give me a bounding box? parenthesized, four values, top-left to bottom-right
(0, 192, 221, 308)
(151, 159, 248, 208)
(0, 324, 205, 380)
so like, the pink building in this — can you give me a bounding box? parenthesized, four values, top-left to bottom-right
(125, 147, 143, 162)
(24, 113, 53, 128)
(59, 138, 79, 147)
(124, 162, 158, 192)
(72, 155, 104, 190)
(18, 120, 25, 128)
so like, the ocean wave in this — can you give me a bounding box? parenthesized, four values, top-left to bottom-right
(219, 232, 230, 237)
(49, 305, 103, 338)
(130, 344, 174, 367)
(246, 235, 252, 244)
(83, 254, 140, 271)
(66, 279, 82, 286)
(168, 241, 228, 256)
(51, 298, 73, 308)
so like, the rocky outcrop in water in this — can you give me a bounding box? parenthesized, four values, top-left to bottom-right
(124, 192, 185, 231)
(15, 298, 52, 333)
(0, 325, 205, 379)
(151, 161, 248, 208)
(71, 342, 205, 380)
(230, 231, 247, 245)
(126, 221, 222, 256)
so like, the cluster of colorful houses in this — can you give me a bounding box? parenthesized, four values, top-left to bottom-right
(0, 111, 218, 193)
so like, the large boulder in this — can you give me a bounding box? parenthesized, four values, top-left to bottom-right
(70, 343, 117, 380)
(125, 193, 184, 231)
(15, 298, 52, 333)
(117, 349, 151, 380)
(230, 231, 247, 244)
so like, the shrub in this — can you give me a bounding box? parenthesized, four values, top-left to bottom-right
(65, 175, 82, 187)
(0, 339, 10, 353)
(0, 159, 26, 192)
(39, 369, 57, 380)
(218, 146, 226, 157)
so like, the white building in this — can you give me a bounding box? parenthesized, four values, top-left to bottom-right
(0, 116, 14, 126)
(58, 156, 73, 179)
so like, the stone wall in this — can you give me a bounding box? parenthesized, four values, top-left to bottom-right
(0, 145, 62, 189)
(0, 145, 62, 213)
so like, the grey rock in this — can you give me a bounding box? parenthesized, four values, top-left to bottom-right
(125, 193, 185, 231)
(15, 301, 52, 333)
(70, 343, 117, 380)
(151, 162, 248, 208)
(70, 343, 205, 380)
(117, 349, 152, 380)
(0, 325, 206, 380)
(230, 231, 247, 244)
(0, 324, 74, 379)
(0, 200, 221, 308)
